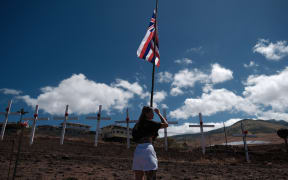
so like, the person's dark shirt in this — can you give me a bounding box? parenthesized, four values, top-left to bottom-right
(132, 120, 162, 143)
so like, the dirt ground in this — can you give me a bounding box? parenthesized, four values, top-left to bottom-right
(0, 133, 288, 180)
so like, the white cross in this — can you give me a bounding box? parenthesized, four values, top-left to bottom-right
(22, 105, 49, 145)
(162, 109, 178, 151)
(189, 113, 215, 155)
(85, 105, 111, 147)
(232, 121, 257, 162)
(53, 105, 78, 145)
(0, 100, 20, 140)
(115, 108, 137, 149)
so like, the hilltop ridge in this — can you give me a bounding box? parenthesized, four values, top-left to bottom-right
(171, 119, 288, 141)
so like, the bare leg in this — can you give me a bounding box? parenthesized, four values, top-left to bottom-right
(145, 170, 156, 180)
(135, 170, 144, 180)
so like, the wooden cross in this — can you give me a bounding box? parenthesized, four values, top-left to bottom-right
(23, 105, 49, 145)
(115, 108, 137, 149)
(232, 121, 256, 162)
(85, 105, 111, 147)
(0, 100, 20, 140)
(12, 108, 29, 180)
(189, 113, 215, 155)
(162, 109, 178, 151)
(223, 122, 228, 146)
(53, 105, 78, 145)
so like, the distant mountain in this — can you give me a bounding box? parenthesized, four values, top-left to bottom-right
(266, 119, 288, 127)
(171, 119, 288, 141)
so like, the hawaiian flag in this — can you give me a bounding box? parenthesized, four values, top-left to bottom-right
(137, 10, 160, 67)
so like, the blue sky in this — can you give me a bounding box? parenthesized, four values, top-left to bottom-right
(1, 0, 288, 135)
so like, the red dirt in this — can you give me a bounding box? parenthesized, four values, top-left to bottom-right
(0, 133, 288, 180)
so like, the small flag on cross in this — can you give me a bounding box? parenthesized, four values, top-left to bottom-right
(23, 105, 49, 145)
(232, 121, 257, 162)
(12, 108, 28, 179)
(53, 105, 78, 145)
(85, 105, 111, 147)
(189, 113, 215, 155)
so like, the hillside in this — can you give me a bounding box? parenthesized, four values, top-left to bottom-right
(171, 119, 288, 141)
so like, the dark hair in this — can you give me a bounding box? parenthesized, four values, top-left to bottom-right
(132, 106, 154, 142)
(138, 106, 153, 123)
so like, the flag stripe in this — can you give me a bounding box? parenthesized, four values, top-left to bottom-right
(137, 31, 153, 58)
(138, 31, 155, 59)
(143, 43, 152, 60)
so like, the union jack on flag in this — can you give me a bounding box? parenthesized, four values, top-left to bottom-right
(137, 10, 160, 67)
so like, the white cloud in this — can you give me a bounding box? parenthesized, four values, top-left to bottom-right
(170, 88, 258, 120)
(170, 64, 233, 96)
(17, 74, 146, 115)
(157, 71, 173, 83)
(160, 104, 168, 109)
(174, 58, 193, 65)
(158, 123, 196, 137)
(244, 61, 258, 68)
(257, 111, 288, 120)
(202, 84, 213, 93)
(172, 69, 209, 90)
(113, 79, 149, 99)
(253, 39, 288, 61)
(170, 87, 184, 96)
(0, 88, 22, 95)
(210, 63, 233, 84)
(154, 91, 167, 103)
(243, 67, 288, 112)
(170, 67, 288, 121)
(149, 91, 167, 107)
(186, 46, 203, 54)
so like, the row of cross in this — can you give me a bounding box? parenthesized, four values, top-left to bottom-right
(1, 100, 256, 162)
(190, 113, 256, 162)
(0, 100, 177, 150)
(0, 100, 108, 146)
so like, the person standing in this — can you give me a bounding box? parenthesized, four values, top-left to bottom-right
(132, 106, 168, 180)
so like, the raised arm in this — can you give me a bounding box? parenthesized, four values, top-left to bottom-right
(154, 108, 168, 129)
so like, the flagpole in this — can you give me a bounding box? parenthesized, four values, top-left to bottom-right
(150, 0, 159, 107)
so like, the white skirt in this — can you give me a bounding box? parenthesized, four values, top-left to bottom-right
(132, 143, 158, 171)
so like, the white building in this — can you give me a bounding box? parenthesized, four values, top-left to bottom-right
(100, 125, 132, 141)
